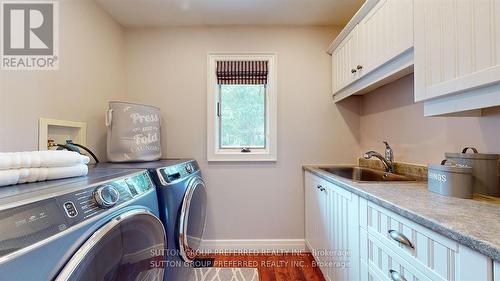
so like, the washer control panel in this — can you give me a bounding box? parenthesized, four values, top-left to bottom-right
(156, 161, 199, 185)
(0, 171, 155, 259)
(72, 171, 154, 220)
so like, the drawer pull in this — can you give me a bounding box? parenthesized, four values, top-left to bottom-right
(389, 270, 407, 281)
(388, 230, 414, 249)
(316, 184, 322, 189)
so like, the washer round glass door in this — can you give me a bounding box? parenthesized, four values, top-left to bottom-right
(55, 209, 166, 281)
(178, 177, 207, 262)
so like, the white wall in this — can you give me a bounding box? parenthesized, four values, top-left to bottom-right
(360, 75, 500, 164)
(124, 26, 360, 241)
(0, 0, 125, 159)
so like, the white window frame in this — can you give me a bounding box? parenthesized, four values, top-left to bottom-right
(207, 52, 277, 162)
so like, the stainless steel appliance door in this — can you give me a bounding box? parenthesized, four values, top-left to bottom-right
(55, 209, 166, 281)
(178, 177, 207, 262)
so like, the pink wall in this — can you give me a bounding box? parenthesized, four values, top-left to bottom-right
(359, 75, 500, 165)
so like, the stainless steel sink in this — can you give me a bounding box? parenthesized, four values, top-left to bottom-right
(319, 166, 417, 182)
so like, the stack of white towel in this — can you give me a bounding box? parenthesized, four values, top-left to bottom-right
(0, 151, 90, 187)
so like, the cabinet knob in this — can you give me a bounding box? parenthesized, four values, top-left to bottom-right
(351, 68, 357, 74)
(316, 184, 322, 189)
(389, 270, 407, 281)
(388, 230, 414, 249)
(357, 65, 363, 70)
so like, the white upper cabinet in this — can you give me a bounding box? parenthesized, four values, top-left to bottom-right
(329, 0, 414, 102)
(332, 26, 359, 93)
(330, 0, 500, 115)
(358, 0, 413, 77)
(414, 0, 500, 115)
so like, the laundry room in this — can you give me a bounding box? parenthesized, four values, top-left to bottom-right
(0, 0, 499, 281)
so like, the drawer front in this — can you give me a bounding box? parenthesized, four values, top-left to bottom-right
(363, 230, 432, 281)
(361, 258, 388, 281)
(366, 202, 458, 281)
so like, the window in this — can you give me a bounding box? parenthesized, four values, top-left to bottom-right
(219, 84, 266, 149)
(207, 53, 277, 161)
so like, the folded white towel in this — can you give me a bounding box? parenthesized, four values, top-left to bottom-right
(0, 151, 90, 170)
(0, 170, 19, 186)
(0, 164, 89, 187)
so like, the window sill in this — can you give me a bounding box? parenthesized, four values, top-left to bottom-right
(207, 151, 277, 162)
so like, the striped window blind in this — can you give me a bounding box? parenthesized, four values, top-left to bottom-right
(216, 61, 268, 85)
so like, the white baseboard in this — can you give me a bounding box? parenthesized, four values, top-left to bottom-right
(304, 239, 313, 252)
(199, 239, 306, 253)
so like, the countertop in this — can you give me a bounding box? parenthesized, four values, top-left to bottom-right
(303, 164, 500, 262)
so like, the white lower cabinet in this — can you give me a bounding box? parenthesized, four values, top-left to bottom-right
(305, 171, 360, 281)
(305, 172, 495, 281)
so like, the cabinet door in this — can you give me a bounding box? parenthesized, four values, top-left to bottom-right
(414, 0, 500, 102)
(358, 0, 413, 77)
(323, 181, 360, 281)
(305, 172, 320, 255)
(305, 172, 328, 267)
(332, 26, 359, 93)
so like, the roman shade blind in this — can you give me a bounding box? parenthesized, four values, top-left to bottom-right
(216, 61, 268, 85)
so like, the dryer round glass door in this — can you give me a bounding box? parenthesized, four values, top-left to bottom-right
(178, 177, 207, 262)
(55, 209, 166, 281)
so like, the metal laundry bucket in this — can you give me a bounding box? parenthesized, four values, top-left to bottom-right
(106, 101, 162, 162)
(445, 147, 500, 197)
(428, 160, 473, 199)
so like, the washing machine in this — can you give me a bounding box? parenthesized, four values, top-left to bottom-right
(0, 167, 166, 281)
(95, 159, 208, 281)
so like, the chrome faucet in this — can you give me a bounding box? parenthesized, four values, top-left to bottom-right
(383, 141, 394, 163)
(364, 141, 395, 173)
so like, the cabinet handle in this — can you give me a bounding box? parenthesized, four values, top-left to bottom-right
(351, 68, 357, 73)
(388, 230, 414, 249)
(357, 65, 363, 70)
(316, 184, 322, 189)
(320, 187, 326, 192)
(389, 270, 407, 281)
